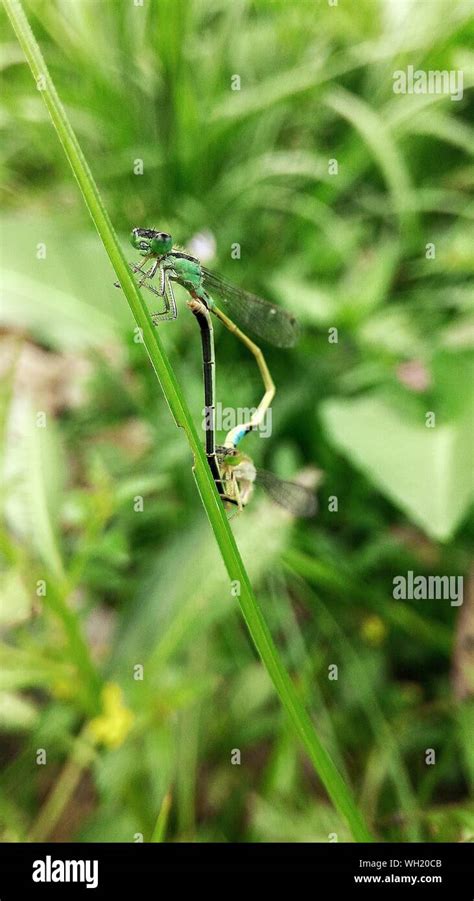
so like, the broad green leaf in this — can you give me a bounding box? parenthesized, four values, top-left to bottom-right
(0, 569, 32, 626)
(1, 269, 120, 352)
(4, 400, 65, 576)
(321, 393, 474, 541)
(0, 214, 129, 351)
(0, 691, 38, 731)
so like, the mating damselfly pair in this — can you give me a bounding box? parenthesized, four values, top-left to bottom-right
(117, 228, 316, 517)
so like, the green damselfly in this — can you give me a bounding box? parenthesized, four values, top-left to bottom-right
(125, 229, 299, 348)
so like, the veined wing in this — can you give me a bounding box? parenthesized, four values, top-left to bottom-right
(256, 470, 317, 518)
(202, 267, 299, 348)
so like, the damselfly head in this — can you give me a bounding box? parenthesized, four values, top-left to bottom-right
(150, 232, 173, 255)
(216, 446, 252, 469)
(216, 445, 239, 463)
(215, 445, 256, 508)
(129, 228, 173, 256)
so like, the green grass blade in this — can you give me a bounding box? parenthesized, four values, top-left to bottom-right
(151, 792, 172, 843)
(3, 0, 373, 842)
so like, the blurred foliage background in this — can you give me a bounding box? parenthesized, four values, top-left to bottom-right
(1, 0, 473, 842)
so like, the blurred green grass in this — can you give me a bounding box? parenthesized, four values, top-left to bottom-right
(0, 0, 473, 842)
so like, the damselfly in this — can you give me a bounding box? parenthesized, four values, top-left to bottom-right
(125, 229, 299, 348)
(118, 228, 313, 515)
(189, 296, 316, 518)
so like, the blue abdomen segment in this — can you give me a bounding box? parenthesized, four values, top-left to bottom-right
(233, 425, 248, 446)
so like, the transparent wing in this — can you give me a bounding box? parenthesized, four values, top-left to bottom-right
(256, 469, 317, 518)
(201, 267, 299, 348)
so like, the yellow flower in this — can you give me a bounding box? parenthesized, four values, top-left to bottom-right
(360, 615, 387, 646)
(88, 682, 134, 749)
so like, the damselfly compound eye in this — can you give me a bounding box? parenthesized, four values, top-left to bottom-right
(150, 232, 173, 255)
